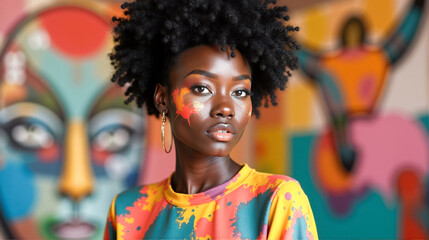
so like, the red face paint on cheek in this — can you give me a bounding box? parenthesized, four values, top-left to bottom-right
(172, 88, 198, 126)
(38, 144, 60, 163)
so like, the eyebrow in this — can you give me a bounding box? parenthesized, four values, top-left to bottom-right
(185, 69, 251, 81)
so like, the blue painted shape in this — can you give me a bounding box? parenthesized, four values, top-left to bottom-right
(232, 190, 272, 238)
(0, 163, 36, 220)
(107, 220, 116, 239)
(125, 170, 139, 188)
(290, 133, 398, 239)
(292, 216, 309, 240)
(384, 7, 422, 62)
(417, 114, 429, 134)
(32, 49, 107, 119)
(317, 71, 344, 104)
(115, 186, 147, 216)
(145, 205, 195, 239)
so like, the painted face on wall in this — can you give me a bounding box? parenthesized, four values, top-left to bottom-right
(0, 6, 145, 239)
(165, 45, 252, 157)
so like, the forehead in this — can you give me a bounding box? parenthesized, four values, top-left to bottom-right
(169, 45, 251, 84)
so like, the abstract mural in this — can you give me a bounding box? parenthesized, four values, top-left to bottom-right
(0, 3, 146, 239)
(256, 0, 428, 239)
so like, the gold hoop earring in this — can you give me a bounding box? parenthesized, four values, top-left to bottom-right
(161, 111, 173, 153)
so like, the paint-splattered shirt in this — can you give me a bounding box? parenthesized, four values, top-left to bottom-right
(104, 164, 318, 239)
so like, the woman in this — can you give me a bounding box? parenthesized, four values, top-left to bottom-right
(104, 0, 318, 239)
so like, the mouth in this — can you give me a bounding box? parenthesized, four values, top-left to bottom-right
(51, 219, 95, 239)
(206, 123, 236, 142)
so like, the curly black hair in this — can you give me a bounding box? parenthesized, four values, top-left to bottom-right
(110, 0, 300, 118)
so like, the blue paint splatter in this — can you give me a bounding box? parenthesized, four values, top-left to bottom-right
(0, 163, 36, 220)
(232, 191, 272, 238)
(115, 186, 147, 215)
(292, 216, 309, 240)
(145, 206, 195, 239)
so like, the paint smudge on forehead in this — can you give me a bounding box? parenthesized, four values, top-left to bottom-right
(172, 88, 198, 126)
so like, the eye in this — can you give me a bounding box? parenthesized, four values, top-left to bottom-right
(191, 85, 211, 94)
(93, 125, 134, 152)
(232, 89, 250, 98)
(5, 117, 55, 151)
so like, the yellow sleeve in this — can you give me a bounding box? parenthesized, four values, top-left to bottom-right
(267, 180, 318, 240)
(103, 195, 118, 240)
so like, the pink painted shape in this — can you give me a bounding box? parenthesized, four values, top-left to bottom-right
(350, 113, 429, 202)
(139, 147, 175, 185)
(359, 74, 376, 101)
(0, 0, 25, 34)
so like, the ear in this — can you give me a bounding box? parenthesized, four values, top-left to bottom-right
(154, 83, 169, 114)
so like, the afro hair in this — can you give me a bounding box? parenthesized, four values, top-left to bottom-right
(110, 0, 300, 117)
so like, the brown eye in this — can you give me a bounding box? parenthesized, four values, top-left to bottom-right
(191, 85, 211, 94)
(232, 89, 250, 98)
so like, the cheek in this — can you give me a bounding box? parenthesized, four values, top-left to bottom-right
(235, 100, 252, 123)
(171, 88, 200, 126)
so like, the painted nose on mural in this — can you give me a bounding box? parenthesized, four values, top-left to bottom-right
(59, 121, 94, 201)
(210, 98, 235, 119)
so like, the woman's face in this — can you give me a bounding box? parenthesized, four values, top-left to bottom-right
(163, 45, 252, 157)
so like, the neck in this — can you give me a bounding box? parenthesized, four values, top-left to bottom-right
(171, 144, 241, 194)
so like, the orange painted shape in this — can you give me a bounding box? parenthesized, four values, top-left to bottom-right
(58, 121, 94, 201)
(172, 88, 198, 126)
(320, 48, 391, 114)
(0, 82, 27, 107)
(314, 130, 352, 193)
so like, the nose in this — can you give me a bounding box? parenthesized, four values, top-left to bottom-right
(210, 96, 235, 119)
(59, 120, 94, 202)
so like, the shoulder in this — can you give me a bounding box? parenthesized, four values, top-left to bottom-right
(250, 169, 303, 194)
(114, 178, 168, 215)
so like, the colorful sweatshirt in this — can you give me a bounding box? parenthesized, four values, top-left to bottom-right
(104, 164, 318, 239)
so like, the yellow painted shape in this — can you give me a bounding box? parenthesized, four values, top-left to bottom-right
(125, 217, 134, 224)
(300, 7, 328, 50)
(58, 121, 94, 201)
(141, 183, 166, 212)
(254, 127, 286, 175)
(117, 222, 125, 240)
(364, 0, 394, 38)
(285, 79, 317, 131)
(176, 203, 217, 229)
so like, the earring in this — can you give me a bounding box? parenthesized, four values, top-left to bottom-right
(161, 111, 173, 153)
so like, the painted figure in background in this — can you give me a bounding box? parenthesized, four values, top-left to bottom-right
(298, 0, 428, 238)
(0, 6, 146, 239)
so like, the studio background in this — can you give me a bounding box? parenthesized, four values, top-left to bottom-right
(0, 0, 427, 239)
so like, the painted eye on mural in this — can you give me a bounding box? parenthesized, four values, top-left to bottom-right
(4, 117, 55, 151)
(92, 125, 134, 153)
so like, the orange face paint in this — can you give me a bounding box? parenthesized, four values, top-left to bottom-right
(172, 88, 198, 126)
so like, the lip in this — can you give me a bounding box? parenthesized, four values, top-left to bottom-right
(51, 219, 95, 239)
(206, 123, 236, 142)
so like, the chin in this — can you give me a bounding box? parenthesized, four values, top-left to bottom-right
(203, 144, 233, 157)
